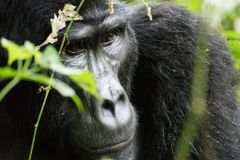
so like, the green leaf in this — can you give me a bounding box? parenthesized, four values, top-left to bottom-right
(69, 71, 99, 98)
(176, 0, 202, 12)
(1, 38, 41, 65)
(39, 45, 59, 67)
(224, 31, 240, 70)
(1, 38, 32, 65)
(0, 67, 83, 111)
(39, 46, 80, 74)
(0, 66, 75, 97)
(225, 31, 240, 39)
(26, 74, 84, 111)
(39, 46, 99, 99)
(72, 94, 84, 112)
(24, 41, 35, 51)
(0, 39, 95, 111)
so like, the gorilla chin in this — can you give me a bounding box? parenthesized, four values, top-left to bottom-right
(75, 140, 136, 160)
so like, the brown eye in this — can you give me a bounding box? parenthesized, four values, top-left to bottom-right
(65, 41, 85, 56)
(103, 31, 116, 45)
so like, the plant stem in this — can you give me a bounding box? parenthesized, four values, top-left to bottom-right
(23, 58, 32, 71)
(58, 0, 85, 55)
(28, 87, 51, 160)
(28, 1, 85, 159)
(17, 60, 23, 71)
(0, 76, 20, 102)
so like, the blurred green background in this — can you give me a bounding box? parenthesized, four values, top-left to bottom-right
(123, 0, 240, 71)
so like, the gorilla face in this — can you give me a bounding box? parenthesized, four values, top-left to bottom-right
(43, 3, 138, 159)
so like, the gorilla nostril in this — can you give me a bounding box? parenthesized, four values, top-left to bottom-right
(117, 94, 126, 103)
(102, 99, 115, 115)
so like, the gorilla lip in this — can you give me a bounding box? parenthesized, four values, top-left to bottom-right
(81, 136, 134, 154)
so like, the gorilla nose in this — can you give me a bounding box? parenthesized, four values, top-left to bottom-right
(102, 93, 126, 115)
(97, 92, 133, 129)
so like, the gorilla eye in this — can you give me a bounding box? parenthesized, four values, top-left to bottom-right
(65, 41, 85, 56)
(102, 31, 117, 46)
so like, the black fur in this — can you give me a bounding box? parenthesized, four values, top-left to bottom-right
(0, 0, 240, 160)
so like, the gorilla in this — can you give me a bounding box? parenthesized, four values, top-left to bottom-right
(0, 0, 240, 160)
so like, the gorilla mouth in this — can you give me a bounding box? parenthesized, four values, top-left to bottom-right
(81, 136, 134, 154)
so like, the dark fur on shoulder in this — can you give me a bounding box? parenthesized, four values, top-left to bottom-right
(129, 3, 240, 159)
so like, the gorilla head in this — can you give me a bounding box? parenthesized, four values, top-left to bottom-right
(46, 1, 138, 159)
(0, 0, 240, 160)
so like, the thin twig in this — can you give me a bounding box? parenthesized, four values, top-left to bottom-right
(0, 76, 20, 102)
(0, 57, 30, 103)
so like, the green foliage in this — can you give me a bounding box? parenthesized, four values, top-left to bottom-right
(225, 31, 240, 70)
(222, 6, 240, 31)
(1, 38, 41, 65)
(175, 0, 202, 11)
(0, 38, 99, 112)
